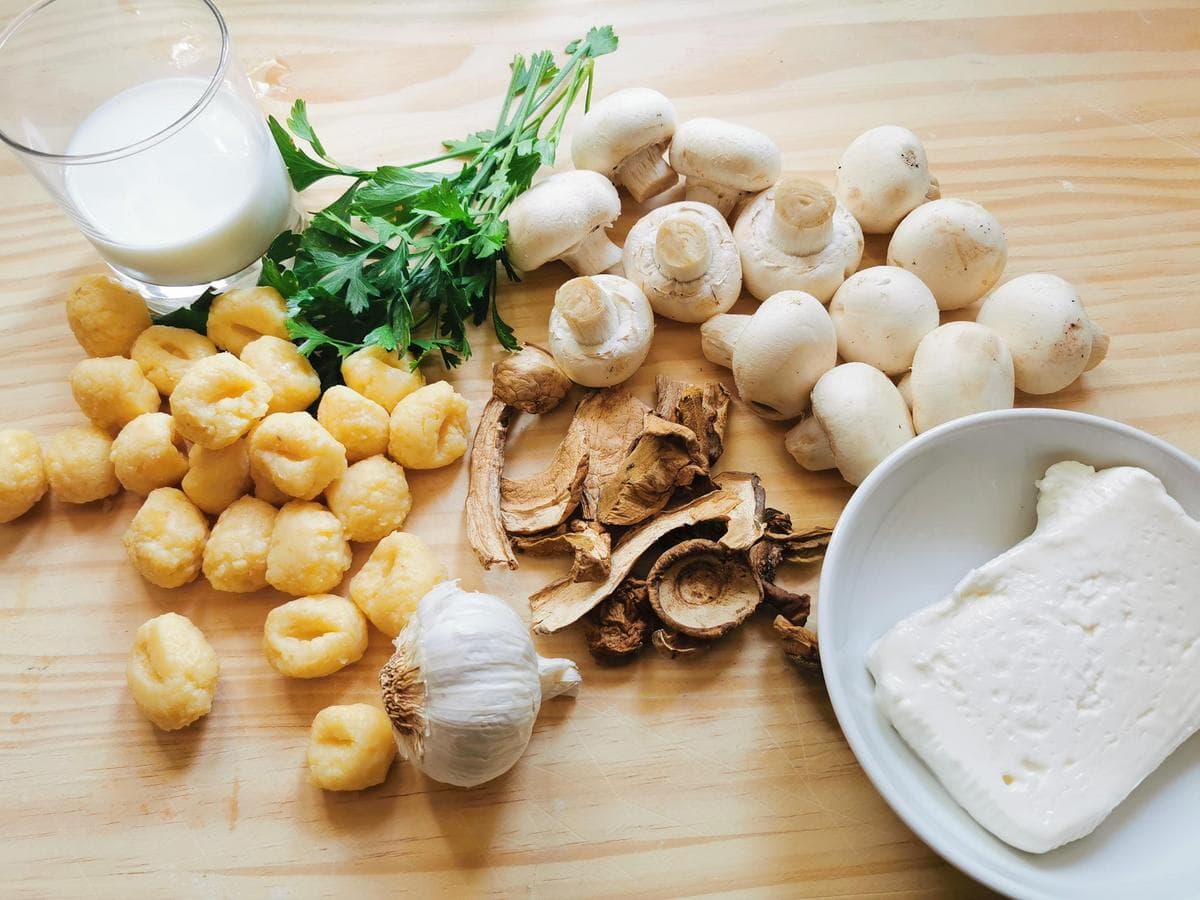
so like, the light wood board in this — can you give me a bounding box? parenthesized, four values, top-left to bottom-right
(2, 1, 1199, 896)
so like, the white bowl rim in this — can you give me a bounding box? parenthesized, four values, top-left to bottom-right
(817, 407, 1200, 897)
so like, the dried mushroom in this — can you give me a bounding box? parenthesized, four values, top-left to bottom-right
(598, 415, 703, 526)
(465, 399, 516, 569)
(749, 539, 812, 622)
(773, 616, 821, 673)
(712, 471, 767, 550)
(647, 539, 762, 639)
(577, 387, 651, 519)
(651, 628, 709, 658)
(584, 578, 657, 660)
(531, 488, 742, 633)
(655, 375, 730, 470)
(492, 343, 573, 414)
(512, 520, 611, 583)
(500, 428, 588, 535)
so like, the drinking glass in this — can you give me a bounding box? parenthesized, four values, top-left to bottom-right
(0, 0, 299, 310)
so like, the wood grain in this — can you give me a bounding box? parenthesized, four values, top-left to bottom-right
(2, 1, 1198, 896)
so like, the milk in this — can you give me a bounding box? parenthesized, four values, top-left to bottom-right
(66, 77, 294, 287)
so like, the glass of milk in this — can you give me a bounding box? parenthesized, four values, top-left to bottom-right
(0, 0, 298, 310)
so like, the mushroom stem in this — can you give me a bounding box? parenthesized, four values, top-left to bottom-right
(615, 143, 677, 202)
(555, 277, 619, 346)
(654, 215, 712, 282)
(699, 313, 750, 369)
(559, 227, 624, 276)
(784, 415, 835, 472)
(683, 178, 743, 218)
(768, 177, 835, 257)
(1085, 323, 1110, 372)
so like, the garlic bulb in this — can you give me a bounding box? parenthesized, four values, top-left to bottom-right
(378, 581, 581, 788)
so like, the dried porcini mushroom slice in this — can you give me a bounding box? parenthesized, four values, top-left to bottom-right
(598, 415, 704, 526)
(712, 471, 767, 550)
(466, 398, 517, 569)
(584, 578, 657, 661)
(500, 425, 589, 535)
(512, 520, 612, 582)
(770, 525, 833, 564)
(647, 539, 762, 639)
(651, 627, 709, 658)
(531, 488, 742, 633)
(655, 375, 731, 470)
(492, 343, 573, 414)
(749, 539, 812, 624)
(763, 507, 793, 536)
(773, 616, 821, 673)
(577, 387, 651, 520)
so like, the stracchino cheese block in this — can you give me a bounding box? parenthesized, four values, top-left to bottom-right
(868, 460, 1200, 853)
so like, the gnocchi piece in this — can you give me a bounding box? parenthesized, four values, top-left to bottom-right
(181, 440, 251, 515)
(239, 335, 321, 414)
(307, 704, 397, 791)
(70, 356, 161, 434)
(348, 531, 446, 637)
(266, 500, 352, 596)
(341, 345, 424, 412)
(325, 456, 412, 542)
(126, 612, 219, 731)
(262, 594, 368, 678)
(249, 412, 347, 501)
(123, 487, 210, 588)
(65, 274, 151, 358)
(170, 352, 272, 449)
(252, 465, 292, 507)
(205, 286, 289, 355)
(110, 413, 189, 495)
(316, 385, 389, 462)
(0, 429, 47, 523)
(203, 496, 277, 593)
(43, 425, 120, 504)
(131, 325, 218, 395)
(387, 381, 470, 470)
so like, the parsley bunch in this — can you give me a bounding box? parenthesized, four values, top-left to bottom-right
(259, 26, 619, 384)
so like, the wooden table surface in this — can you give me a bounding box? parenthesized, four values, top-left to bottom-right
(3, 1, 1198, 897)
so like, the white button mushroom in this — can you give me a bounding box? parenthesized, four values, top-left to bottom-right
(733, 177, 864, 303)
(785, 362, 915, 486)
(886, 198, 1008, 310)
(571, 87, 678, 203)
(829, 266, 939, 376)
(699, 291, 837, 420)
(834, 125, 940, 234)
(668, 118, 781, 218)
(908, 322, 1015, 433)
(503, 170, 622, 276)
(975, 273, 1108, 395)
(622, 201, 741, 323)
(547, 275, 655, 388)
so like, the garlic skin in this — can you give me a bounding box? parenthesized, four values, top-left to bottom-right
(379, 581, 581, 788)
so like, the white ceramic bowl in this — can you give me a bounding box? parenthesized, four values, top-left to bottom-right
(819, 409, 1200, 899)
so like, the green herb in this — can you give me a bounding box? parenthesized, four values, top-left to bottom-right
(258, 26, 618, 384)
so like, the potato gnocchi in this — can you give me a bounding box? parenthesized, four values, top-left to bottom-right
(123, 487, 209, 588)
(70, 356, 161, 434)
(203, 496, 277, 593)
(170, 352, 272, 449)
(387, 381, 470, 469)
(110, 413, 189, 496)
(126, 612, 219, 731)
(181, 439, 252, 515)
(262, 594, 368, 678)
(249, 412, 347, 501)
(306, 704, 397, 791)
(131, 325, 217, 395)
(325, 455, 412, 542)
(341, 345, 424, 412)
(205, 286, 289, 355)
(0, 429, 46, 523)
(266, 500, 352, 596)
(65, 274, 151, 358)
(240, 335, 321, 414)
(316, 385, 390, 463)
(348, 531, 446, 636)
(43, 425, 121, 504)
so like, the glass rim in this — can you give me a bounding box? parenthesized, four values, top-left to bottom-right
(0, 0, 231, 165)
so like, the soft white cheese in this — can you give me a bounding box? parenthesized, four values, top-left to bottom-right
(867, 461, 1200, 854)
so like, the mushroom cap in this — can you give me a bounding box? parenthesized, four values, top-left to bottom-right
(547, 274, 655, 388)
(668, 118, 782, 193)
(491, 343, 573, 414)
(886, 198, 1007, 310)
(734, 185, 864, 302)
(731, 291, 837, 420)
(503, 170, 621, 272)
(622, 201, 742, 322)
(909, 321, 1014, 433)
(647, 539, 762, 639)
(810, 362, 915, 486)
(834, 125, 938, 234)
(571, 87, 677, 176)
(828, 266, 939, 375)
(975, 273, 1096, 395)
